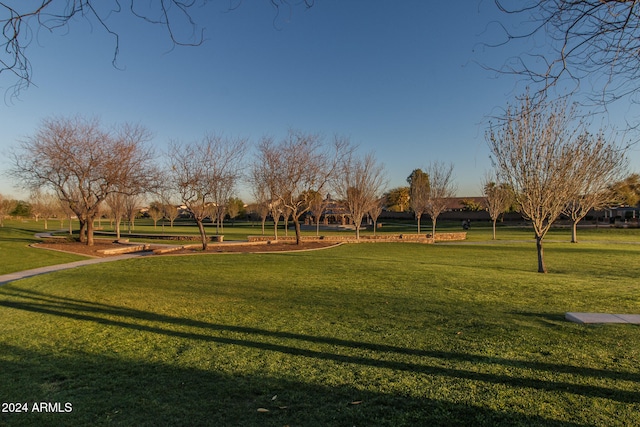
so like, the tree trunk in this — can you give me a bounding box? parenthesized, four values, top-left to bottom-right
(432, 218, 437, 240)
(78, 219, 87, 243)
(284, 215, 289, 237)
(571, 219, 579, 243)
(293, 217, 302, 245)
(536, 235, 547, 273)
(417, 214, 421, 234)
(492, 218, 497, 240)
(115, 217, 121, 240)
(196, 219, 208, 250)
(86, 217, 95, 246)
(272, 215, 279, 241)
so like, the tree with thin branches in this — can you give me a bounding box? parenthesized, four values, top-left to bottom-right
(424, 161, 457, 238)
(487, 94, 626, 272)
(334, 151, 387, 240)
(481, 173, 514, 240)
(308, 190, 326, 237)
(12, 116, 158, 246)
(0, 1, 315, 97)
(563, 132, 627, 243)
(252, 131, 350, 245)
(368, 196, 385, 236)
(493, 0, 640, 108)
(167, 134, 247, 250)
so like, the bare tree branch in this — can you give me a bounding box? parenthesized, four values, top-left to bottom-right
(0, 1, 314, 98)
(492, 0, 640, 107)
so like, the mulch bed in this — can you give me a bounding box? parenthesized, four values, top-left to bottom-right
(168, 241, 338, 255)
(33, 239, 338, 257)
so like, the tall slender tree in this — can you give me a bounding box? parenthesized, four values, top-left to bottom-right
(407, 169, 430, 234)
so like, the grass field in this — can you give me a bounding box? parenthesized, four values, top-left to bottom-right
(0, 220, 639, 426)
(0, 224, 87, 275)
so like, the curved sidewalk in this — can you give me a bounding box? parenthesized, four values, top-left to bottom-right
(0, 253, 149, 286)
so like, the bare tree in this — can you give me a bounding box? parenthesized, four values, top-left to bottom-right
(487, 95, 601, 273)
(407, 169, 430, 234)
(256, 202, 270, 236)
(29, 191, 59, 230)
(123, 194, 141, 233)
(563, 131, 628, 242)
(12, 116, 157, 246)
(0, 194, 17, 227)
(167, 135, 247, 250)
(308, 190, 326, 237)
(368, 196, 385, 236)
(424, 162, 457, 238)
(248, 168, 271, 236)
(163, 203, 180, 228)
(148, 201, 164, 230)
(251, 137, 283, 240)
(105, 192, 126, 239)
(226, 197, 243, 226)
(252, 131, 350, 244)
(0, 1, 315, 96)
(334, 152, 387, 240)
(481, 173, 515, 240)
(493, 1, 640, 106)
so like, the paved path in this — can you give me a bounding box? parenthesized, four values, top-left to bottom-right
(0, 252, 151, 286)
(566, 312, 640, 324)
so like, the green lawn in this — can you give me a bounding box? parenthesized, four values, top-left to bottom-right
(0, 222, 639, 426)
(0, 222, 88, 275)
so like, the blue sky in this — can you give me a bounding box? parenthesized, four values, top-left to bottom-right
(1, 0, 638, 200)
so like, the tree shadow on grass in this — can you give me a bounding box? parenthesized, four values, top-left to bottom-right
(1, 286, 639, 423)
(0, 343, 589, 427)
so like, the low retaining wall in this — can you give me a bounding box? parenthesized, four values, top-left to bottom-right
(95, 232, 224, 242)
(247, 232, 466, 244)
(97, 244, 151, 255)
(434, 232, 467, 242)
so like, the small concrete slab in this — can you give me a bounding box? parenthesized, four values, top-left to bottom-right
(566, 312, 640, 324)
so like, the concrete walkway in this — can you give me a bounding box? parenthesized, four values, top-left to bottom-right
(0, 252, 151, 286)
(565, 312, 640, 324)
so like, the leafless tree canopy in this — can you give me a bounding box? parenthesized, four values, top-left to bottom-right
(0, 0, 314, 96)
(333, 151, 387, 240)
(487, 94, 627, 272)
(406, 169, 430, 234)
(11, 116, 157, 245)
(424, 161, 457, 237)
(563, 131, 627, 242)
(166, 134, 247, 250)
(494, 0, 640, 105)
(251, 131, 350, 244)
(481, 173, 514, 240)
